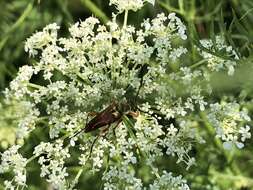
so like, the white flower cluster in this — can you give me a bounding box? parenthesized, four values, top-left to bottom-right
(33, 140, 70, 189)
(0, 145, 27, 189)
(4, 65, 34, 100)
(198, 35, 239, 75)
(78, 112, 198, 189)
(207, 101, 251, 149)
(0, 0, 251, 189)
(1, 99, 40, 139)
(161, 122, 199, 170)
(103, 165, 143, 190)
(149, 171, 190, 190)
(24, 23, 60, 57)
(109, 0, 155, 13)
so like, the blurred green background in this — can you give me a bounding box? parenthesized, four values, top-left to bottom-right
(0, 0, 253, 189)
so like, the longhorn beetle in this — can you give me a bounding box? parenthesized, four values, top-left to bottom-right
(72, 101, 139, 155)
(75, 101, 138, 133)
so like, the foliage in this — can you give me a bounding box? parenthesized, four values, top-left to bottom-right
(0, 0, 253, 190)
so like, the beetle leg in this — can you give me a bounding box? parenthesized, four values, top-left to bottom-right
(88, 111, 99, 117)
(88, 136, 99, 157)
(88, 125, 110, 157)
(127, 111, 140, 118)
(112, 119, 122, 137)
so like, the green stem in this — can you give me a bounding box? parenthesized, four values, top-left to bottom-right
(157, 1, 182, 15)
(210, 169, 253, 186)
(71, 168, 84, 188)
(56, 0, 73, 23)
(178, 0, 185, 15)
(0, 2, 33, 51)
(189, 59, 208, 69)
(123, 10, 129, 29)
(27, 82, 43, 89)
(26, 154, 38, 164)
(80, 0, 109, 24)
(77, 72, 93, 86)
(75, 168, 84, 181)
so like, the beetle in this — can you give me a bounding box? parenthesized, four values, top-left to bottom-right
(72, 101, 139, 154)
(74, 101, 139, 135)
(84, 101, 122, 133)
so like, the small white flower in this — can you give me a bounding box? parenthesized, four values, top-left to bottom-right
(167, 124, 178, 136)
(123, 151, 137, 164)
(208, 102, 251, 149)
(109, 0, 154, 13)
(239, 125, 251, 142)
(0, 145, 27, 187)
(198, 35, 239, 75)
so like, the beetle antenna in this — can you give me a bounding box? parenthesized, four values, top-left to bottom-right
(70, 111, 92, 139)
(88, 136, 99, 157)
(134, 77, 144, 103)
(134, 64, 148, 105)
(70, 127, 85, 139)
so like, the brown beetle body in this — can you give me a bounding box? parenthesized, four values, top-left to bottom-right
(84, 102, 122, 132)
(72, 101, 138, 140)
